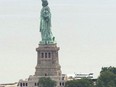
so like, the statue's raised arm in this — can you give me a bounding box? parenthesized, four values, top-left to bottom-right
(40, 0, 55, 44)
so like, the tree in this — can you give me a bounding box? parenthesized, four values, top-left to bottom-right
(65, 78, 94, 87)
(38, 77, 56, 87)
(100, 66, 116, 74)
(96, 66, 116, 87)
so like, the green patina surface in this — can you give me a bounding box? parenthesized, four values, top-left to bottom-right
(40, 0, 55, 44)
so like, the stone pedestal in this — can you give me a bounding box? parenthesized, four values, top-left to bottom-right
(35, 44, 62, 77)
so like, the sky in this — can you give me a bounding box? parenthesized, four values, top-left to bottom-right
(0, 0, 116, 84)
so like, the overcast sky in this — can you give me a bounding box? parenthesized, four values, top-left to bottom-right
(0, 0, 116, 84)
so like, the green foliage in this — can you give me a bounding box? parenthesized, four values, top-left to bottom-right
(96, 66, 116, 87)
(100, 66, 116, 74)
(65, 78, 94, 87)
(39, 77, 56, 87)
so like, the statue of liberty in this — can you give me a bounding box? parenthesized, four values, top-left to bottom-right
(40, 0, 55, 44)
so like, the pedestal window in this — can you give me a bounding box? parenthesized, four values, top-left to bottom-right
(41, 53, 44, 58)
(48, 53, 51, 58)
(45, 53, 47, 58)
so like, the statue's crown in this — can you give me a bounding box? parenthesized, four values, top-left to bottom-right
(41, 0, 48, 7)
